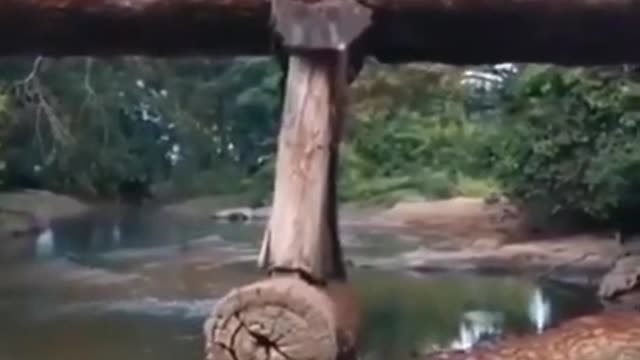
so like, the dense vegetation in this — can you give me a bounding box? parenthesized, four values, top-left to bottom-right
(0, 56, 639, 229)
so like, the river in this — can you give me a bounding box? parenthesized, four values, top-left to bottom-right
(0, 204, 602, 360)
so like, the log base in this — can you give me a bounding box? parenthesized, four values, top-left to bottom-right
(205, 276, 358, 360)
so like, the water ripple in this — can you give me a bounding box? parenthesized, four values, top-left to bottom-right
(33, 297, 218, 321)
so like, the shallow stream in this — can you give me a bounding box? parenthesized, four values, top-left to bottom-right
(0, 205, 601, 360)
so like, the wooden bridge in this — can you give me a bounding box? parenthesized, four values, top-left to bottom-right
(8, 1, 640, 359)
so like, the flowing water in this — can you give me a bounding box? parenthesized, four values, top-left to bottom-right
(0, 205, 601, 360)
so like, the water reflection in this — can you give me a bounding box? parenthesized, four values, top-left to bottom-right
(45, 297, 218, 321)
(0, 206, 603, 360)
(446, 286, 552, 352)
(528, 287, 551, 334)
(34, 227, 54, 259)
(354, 271, 600, 359)
(10, 205, 421, 267)
(112, 223, 122, 247)
(0, 267, 600, 360)
(450, 310, 504, 350)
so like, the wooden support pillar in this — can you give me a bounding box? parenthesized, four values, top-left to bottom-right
(204, 3, 370, 360)
(257, 50, 347, 283)
(204, 49, 357, 360)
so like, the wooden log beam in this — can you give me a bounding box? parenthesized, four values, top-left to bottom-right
(0, 0, 272, 57)
(8, 0, 640, 64)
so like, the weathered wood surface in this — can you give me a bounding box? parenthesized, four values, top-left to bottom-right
(7, 0, 640, 63)
(420, 311, 640, 360)
(207, 33, 359, 360)
(258, 50, 347, 283)
(205, 276, 360, 360)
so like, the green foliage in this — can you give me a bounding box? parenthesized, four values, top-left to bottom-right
(0, 58, 505, 207)
(2, 54, 639, 231)
(340, 64, 500, 204)
(454, 175, 501, 198)
(491, 65, 640, 223)
(0, 57, 281, 200)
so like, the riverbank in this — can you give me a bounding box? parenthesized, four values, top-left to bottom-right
(162, 194, 622, 287)
(0, 190, 90, 260)
(352, 197, 620, 287)
(0, 190, 624, 288)
(0, 190, 89, 231)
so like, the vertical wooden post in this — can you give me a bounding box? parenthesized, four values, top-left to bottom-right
(258, 50, 347, 283)
(205, 2, 370, 359)
(204, 50, 360, 360)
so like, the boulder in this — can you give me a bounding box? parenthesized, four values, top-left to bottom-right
(212, 206, 271, 222)
(598, 255, 640, 309)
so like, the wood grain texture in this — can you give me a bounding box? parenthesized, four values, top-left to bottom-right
(421, 311, 640, 360)
(258, 50, 347, 283)
(204, 276, 360, 360)
(6, 0, 640, 63)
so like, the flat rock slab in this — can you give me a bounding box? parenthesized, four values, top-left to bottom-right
(351, 234, 620, 286)
(372, 197, 522, 242)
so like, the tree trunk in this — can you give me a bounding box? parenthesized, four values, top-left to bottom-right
(6, 0, 640, 64)
(258, 50, 347, 284)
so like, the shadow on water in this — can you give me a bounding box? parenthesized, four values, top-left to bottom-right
(0, 204, 601, 360)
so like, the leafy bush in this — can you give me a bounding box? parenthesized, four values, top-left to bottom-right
(453, 175, 501, 198)
(339, 98, 499, 204)
(491, 66, 640, 224)
(0, 58, 281, 200)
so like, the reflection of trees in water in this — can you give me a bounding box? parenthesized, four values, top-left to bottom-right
(448, 287, 552, 351)
(356, 273, 541, 359)
(528, 287, 551, 334)
(34, 227, 54, 259)
(450, 310, 504, 350)
(44, 204, 236, 264)
(50, 204, 164, 256)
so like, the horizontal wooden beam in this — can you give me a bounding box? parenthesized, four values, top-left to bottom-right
(5, 0, 640, 64)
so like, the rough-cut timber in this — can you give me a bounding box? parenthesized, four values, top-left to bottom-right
(9, 0, 640, 64)
(420, 311, 640, 360)
(271, 0, 372, 50)
(0, 0, 271, 57)
(258, 50, 346, 283)
(204, 276, 360, 360)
